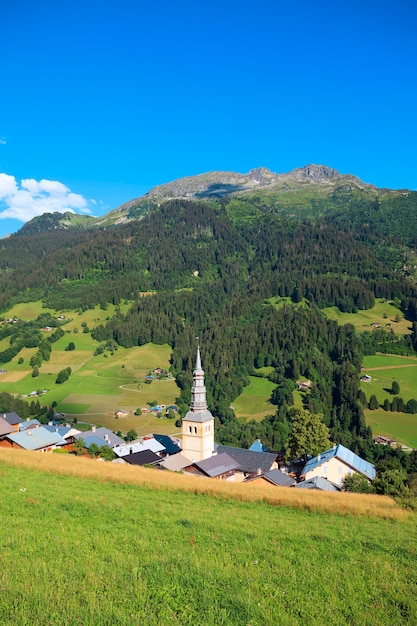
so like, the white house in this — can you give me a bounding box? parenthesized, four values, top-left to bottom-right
(300, 443, 376, 487)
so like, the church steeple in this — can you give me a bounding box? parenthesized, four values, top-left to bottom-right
(189, 344, 207, 412)
(181, 343, 214, 462)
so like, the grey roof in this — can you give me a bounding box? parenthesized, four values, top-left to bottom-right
(123, 450, 161, 466)
(19, 419, 41, 431)
(183, 409, 214, 423)
(73, 427, 124, 448)
(301, 444, 376, 481)
(294, 476, 341, 491)
(263, 469, 296, 487)
(160, 453, 193, 471)
(0, 416, 15, 437)
(80, 435, 109, 449)
(192, 453, 239, 478)
(215, 444, 277, 474)
(1, 412, 22, 426)
(7, 426, 67, 451)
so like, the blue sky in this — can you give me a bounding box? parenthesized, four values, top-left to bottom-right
(1, 0, 416, 237)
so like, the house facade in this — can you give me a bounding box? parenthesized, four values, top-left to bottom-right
(300, 443, 376, 487)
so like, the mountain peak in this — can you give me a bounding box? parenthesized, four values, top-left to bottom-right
(292, 164, 339, 181)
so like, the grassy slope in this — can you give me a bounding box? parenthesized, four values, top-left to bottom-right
(361, 354, 417, 447)
(323, 299, 411, 335)
(0, 303, 180, 436)
(0, 450, 415, 626)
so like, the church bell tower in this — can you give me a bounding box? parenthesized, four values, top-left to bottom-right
(181, 345, 214, 462)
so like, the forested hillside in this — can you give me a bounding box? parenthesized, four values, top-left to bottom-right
(2, 184, 417, 475)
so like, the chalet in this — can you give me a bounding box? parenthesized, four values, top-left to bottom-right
(0, 416, 16, 442)
(153, 433, 181, 456)
(4, 426, 67, 452)
(160, 453, 193, 471)
(374, 435, 397, 447)
(19, 418, 41, 431)
(113, 437, 165, 458)
(300, 443, 376, 487)
(2, 412, 23, 431)
(244, 468, 296, 488)
(184, 452, 239, 480)
(360, 374, 372, 382)
(215, 444, 278, 479)
(122, 449, 161, 466)
(44, 424, 81, 444)
(297, 379, 312, 391)
(73, 426, 124, 449)
(114, 409, 128, 418)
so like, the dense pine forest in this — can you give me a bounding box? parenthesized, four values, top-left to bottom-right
(2, 186, 417, 488)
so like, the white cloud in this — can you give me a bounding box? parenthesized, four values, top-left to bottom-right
(0, 173, 93, 222)
(0, 138, 6, 145)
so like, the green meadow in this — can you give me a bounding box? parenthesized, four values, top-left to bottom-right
(360, 354, 417, 447)
(365, 408, 417, 449)
(0, 303, 180, 435)
(0, 454, 416, 626)
(323, 299, 411, 335)
(233, 375, 276, 421)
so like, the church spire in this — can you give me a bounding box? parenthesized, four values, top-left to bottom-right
(189, 343, 207, 412)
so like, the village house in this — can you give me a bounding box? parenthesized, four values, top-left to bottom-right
(113, 436, 165, 458)
(214, 444, 278, 480)
(2, 411, 23, 431)
(73, 426, 124, 449)
(3, 425, 67, 452)
(184, 452, 239, 480)
(0, 415, 16, 443)
(122, 449, 161, 467)
(300, 443, 376, 487)
(244, 468, 296, 488)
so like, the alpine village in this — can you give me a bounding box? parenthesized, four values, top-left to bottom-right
(2, 165, 417, 624)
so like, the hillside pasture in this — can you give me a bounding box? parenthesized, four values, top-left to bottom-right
(233, 375, 276, 421)
(361, 354, 417, 447)
(323, 299, 411, 334)
(365, 408, 417, 449)
(0, 333, 179, 433)
(361, 354, 417, 404)
(0, 451, 416, 625)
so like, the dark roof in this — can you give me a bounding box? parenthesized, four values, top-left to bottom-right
(1, 412, 22, 426)
(215, 444, 277, 474)
(263, 469, 296, 487)
(153, 433, 181, 455)
(192, 453, 239, 478)
(123, 449, 161, 466)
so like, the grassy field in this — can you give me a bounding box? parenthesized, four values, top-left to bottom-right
(365, 408, 417, 449)
(360, 354, 417, 447)
(0, 303, 180, 435)
(323, 299, 411, 335)
(233, 375, 276, 421)
(0, 449, 415, 625)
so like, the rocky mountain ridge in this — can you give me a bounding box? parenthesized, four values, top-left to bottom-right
(15, 164, 409, 236)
